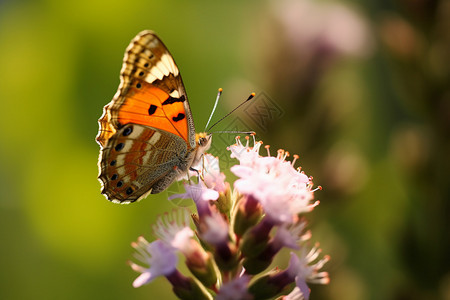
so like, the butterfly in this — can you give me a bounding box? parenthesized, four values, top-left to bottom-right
(96, 30, 212, 204)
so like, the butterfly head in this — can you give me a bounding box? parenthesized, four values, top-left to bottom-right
(196, 132, 212, 150)
(193, 132, 212, 164)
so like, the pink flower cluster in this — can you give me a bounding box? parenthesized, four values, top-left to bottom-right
(129, 136, 329, 300)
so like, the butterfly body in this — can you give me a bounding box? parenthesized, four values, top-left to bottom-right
(96, 30, 211, 204)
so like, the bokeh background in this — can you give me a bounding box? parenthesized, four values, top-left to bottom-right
(1, 0, 449, 299)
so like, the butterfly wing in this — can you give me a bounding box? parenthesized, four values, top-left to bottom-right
(96, 30, 197, 203)
(98, 124, 190, 202)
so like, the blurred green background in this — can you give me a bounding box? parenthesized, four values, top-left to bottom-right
(1, 0, 449, 299)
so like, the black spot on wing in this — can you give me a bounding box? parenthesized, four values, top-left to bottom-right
(148, 104, 157, 115)
(123, 126, 133, 136)
(162, 95, 186, 105)
(172, 113, 185, 122)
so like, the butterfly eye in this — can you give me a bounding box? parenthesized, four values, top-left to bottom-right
(199, 137, 211, 147)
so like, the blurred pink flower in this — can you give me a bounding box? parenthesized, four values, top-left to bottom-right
(271, 0, 373, 58)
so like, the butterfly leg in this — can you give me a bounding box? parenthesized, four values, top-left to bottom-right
(189, 167, 199, 176)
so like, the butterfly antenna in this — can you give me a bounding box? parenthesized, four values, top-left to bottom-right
(210, 130, 256, 135)
(204, 88, 223, 132)
(207, 92, 255, 132)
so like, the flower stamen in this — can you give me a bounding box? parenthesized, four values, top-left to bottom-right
(265, 145, 271, 156)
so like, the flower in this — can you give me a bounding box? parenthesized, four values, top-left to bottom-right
(168, 181, 219, 204)
(152, 209, 202, 258)
(151, 209, 217, 287)
(201, 154, 228, 193)
(231, 139, 319, 224)
(247, 245, 329, 300)
(287, 246, 330, 300)
(129, 239, 178, 288)
(227, 135, 262, 166)
(128, 136, 329, 299)
(169, 181, 219, 217)
(271, 221, 311, 250)
(200, 211, 229, 246)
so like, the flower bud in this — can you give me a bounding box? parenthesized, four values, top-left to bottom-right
(233, 194, 263, 237)
(168, 271, 212, 300)
(240, 218, 274, 258)
(213, 241, 240, 271)
(248, 271, 292, 300)
(186, 251, 218, 288)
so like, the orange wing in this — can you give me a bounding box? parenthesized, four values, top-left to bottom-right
(96, 30, 196, 150)
(117, 84, 188, 141)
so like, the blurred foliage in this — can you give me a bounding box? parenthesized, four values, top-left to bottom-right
(0, 0, 448, 299)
